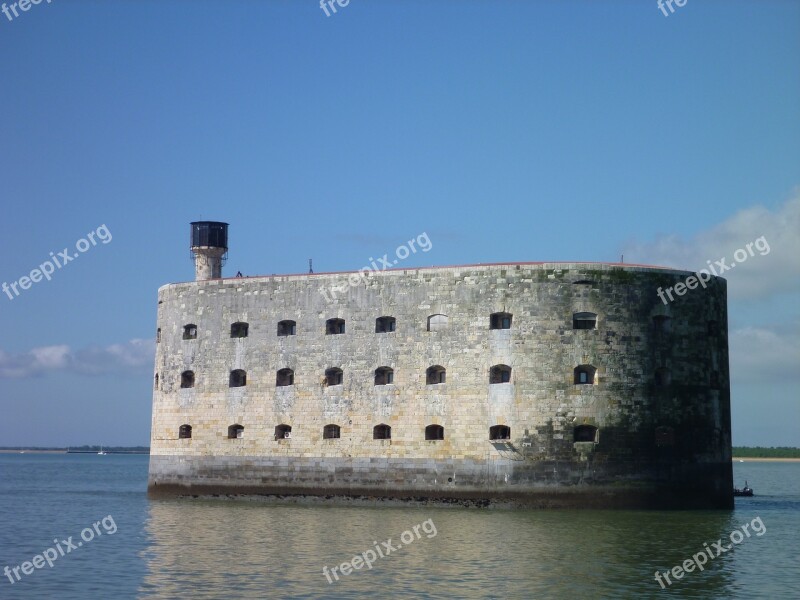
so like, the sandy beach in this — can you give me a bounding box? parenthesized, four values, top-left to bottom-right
(733, 457, 800, 462)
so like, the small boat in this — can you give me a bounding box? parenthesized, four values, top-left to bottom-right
(97, 446, 107, 456)
(734, 481, 753, 497)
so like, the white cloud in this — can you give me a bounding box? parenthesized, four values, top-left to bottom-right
(730, 325, 800, 384)
(624, 193, 800, 300)
(0, 339, 154, 379)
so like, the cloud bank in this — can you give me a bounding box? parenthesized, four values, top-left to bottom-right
(0, 339, 154, 379)
(624, 193, 800, 300)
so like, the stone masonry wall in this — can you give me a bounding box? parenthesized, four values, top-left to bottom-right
(148, 262, 732, 508)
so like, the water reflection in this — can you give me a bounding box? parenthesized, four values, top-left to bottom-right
(139, 500, 745, 599)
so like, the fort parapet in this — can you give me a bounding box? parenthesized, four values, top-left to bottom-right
(148, 227, 732, 508)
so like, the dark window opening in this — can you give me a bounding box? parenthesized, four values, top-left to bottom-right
(326, 318, 345, 335)
(277, 320, 296, 336)
(653, 315, 671, 334)
(154, 373, 159, 390)
(276, 368, 294, 387)
(426, 365, 446, 385)
(574, 365, 596, 385)
(230, 322, 249, 338)
(655, 426, 675, 446)
(710, 371, 721, 389)
(275, 424, 292, 440)
(573, 312, 597, 330)
(375, 316, 396, 333)
(490, 364, 512, 384)
(229, 369, 246, 387)
(228, 424, 244, 439)
(375, 367, 394, 385)
(373, 424, 391, 440)
(655, 367, 671, 387)
(183, 324, 197, 340)
(425, 424, 444, 440)
(489, 425, 511, 440)
(156, 328, 161, 343)
(490, 312, 513, 330)
(325, 367, 343, 386)
(574, 425, 598, 443)
(180, 370, 195, 389)
(323, 424, 340, 439)
(179, 424, 192, 439)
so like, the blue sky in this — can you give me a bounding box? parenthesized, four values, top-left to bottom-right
(0, 0, 798, 446)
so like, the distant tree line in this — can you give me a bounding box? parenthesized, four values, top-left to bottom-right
(0, 446, 150, 452)
(732, 446, 800, 458)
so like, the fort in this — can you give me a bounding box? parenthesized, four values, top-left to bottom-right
(147, 222, 733, 508)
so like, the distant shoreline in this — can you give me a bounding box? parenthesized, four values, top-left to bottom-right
(733, 457, 800, 462)
(0, 449, 149, 455)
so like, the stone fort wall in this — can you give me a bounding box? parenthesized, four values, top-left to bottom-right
(148, 262, 733, 508)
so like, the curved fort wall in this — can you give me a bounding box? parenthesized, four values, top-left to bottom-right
(148, 262, 733, 508)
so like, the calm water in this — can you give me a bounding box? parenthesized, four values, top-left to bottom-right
(0, 455, 797, 599)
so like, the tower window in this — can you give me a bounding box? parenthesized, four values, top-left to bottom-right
(572, 312, 597, 330)
(427, 314, 448, 332)
(707, 320, 719, 336)
(179, 424, 192, 439)
(574, 425, 598, 443)
(375, 367, 394, 385)
(276, 368, 294, 387)
(277, 320, 296, 336)
(180, 370, 195, 389)
(325, 367, 343, 386)
(230, 322, 249, 338)
(653, 315, 671, 334)
(373, 424, 391, 440)
(490, 312, 512, 330)
(375, 316, 396, 333)
(574, 365, 596, 385)
(228, 424, 244, 439)
(274, 424, 292, 440)
(229, 369, 247, 387)
(156, 328, 161, 343)
(655, 367, 671, 387)
(154, 373, 159, 390)
(323, 424, 341, 439)
(326, 318, 345, 335)
(490, 364, 511, 384)
(183, 324, 197, 340)
(489, 425, 510, 441)
(426, 365, 446, 385)
(425, 424, 444, 440)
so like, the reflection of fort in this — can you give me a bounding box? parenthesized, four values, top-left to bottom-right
(139, 501, 736, 598)
(148, 222, 733, 508)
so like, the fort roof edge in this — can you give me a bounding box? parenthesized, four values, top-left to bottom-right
(159, 261, 714, 293)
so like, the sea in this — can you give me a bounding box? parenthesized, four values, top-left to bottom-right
(0, 454, 797, 599)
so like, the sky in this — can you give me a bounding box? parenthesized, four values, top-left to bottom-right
(0, 0, 798, 447)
